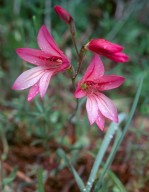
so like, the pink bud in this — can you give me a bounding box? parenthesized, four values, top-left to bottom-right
(85, 39, 129, 63)
(54, 5, 73, 24)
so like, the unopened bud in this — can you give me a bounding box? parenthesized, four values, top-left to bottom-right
(54, 5, 73, 24)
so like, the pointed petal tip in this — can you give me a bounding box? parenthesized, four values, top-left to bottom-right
(98, 125, 104, 131)
(27, 97, 32, 102)
(12, 83, 19, 90)
(115, 116, 119, 123)
(120, 76, 125, 83)
(96, 120, 105, 131)
(39, 25, 47, 32)
(16, 48, 23, 56)
(39, 92, 45, 99)
(12, 84, 15, 90)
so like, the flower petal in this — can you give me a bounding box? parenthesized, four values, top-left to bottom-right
(37, 25, 63, 56)
(59, 56, 70, 72)
(102, 52, 129, 62)
(39, 71, 54, 98)
(87, 39, 124, 54)
(12, 66, 47, 90)
(95, 93, 118, 123)
(16, 48, 62, 66)
(74, 82, 86, 98)
(27, 83, 39, 102)
(82, 54, 104, 82)
(86, 96, 98, 125)
(96, 75, 125, 91)
(96, 111, 105, 131)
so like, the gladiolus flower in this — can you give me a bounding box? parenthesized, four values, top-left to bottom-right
(85, 39, 129, 63)
(54, 5, 73, 24)
(12, 25, 70, 101)
(74, 54, 125, 130)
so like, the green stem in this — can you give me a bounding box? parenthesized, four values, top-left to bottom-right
(71, 34, 79, 57)
(69, 98, 79, 123)
(73, 47, 86, 80)
(69, 22, 79, 57)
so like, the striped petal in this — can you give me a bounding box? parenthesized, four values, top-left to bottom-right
(12, 66, 47, 90)
(96, 111, 105, 131)
(27, 83, 39, 102)
(96, 75, 125, 91)
(95, 93, 118, 123)
(39, 71, 54, 98)
(37, 25, 63, 57)
(83, 54, 104, 81)
(86, 96, 98, 125)
(16, 48, 62, 66)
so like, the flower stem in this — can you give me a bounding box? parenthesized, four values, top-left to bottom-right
(71, 34, 79, 57)
(69, 98, 79, 123)
(69, 22, 79, 57)
(73, 46, 86, 80)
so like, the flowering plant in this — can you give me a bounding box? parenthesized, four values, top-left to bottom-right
(13, 5, 128, 129)
(11, 5, 144, 192)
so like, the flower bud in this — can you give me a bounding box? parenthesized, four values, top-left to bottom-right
(54, 5, 73, 24)
(85, 39, 129, 63)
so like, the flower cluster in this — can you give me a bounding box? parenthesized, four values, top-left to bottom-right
(13, 5, 129, 130)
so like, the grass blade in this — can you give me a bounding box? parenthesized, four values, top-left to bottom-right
(85, 113, 126, 192)
(57, 148, 85, 192)
(37, 167, 45, 192)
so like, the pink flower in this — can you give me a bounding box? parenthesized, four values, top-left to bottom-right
(74, 54, 125, 130)
(54, 5, 73, 24)
(12, 25, 70, 101)
(85, 39, 129, 63)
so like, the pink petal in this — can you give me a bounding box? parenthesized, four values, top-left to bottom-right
(86, 96, 98, 125)
(82, 54, 104, 82)
(102, 52, 129, 63)
(37, 25, 62, 57)
(95, 93, 118, 123)
(39, 71, 54, 98)
(96, 75, 125, 91)
(27, 83, 39, 102)
(87, 39, 124, 53)
(59, 55, 71, 72)
(74, 82, 86, 98)
(16, 48, 62, 66)
(12, 66, 47, 90)
(96, 111, 105, 131)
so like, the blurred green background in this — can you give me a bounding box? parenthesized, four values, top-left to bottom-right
(0, 0, 149, 191)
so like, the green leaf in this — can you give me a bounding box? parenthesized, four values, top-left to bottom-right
(3, 167, 18, 185)
(108, 171, 127, 192)
(57, 148, 85, 192)
(37, 167, 45, 192)
(86, 113, 126, 192)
